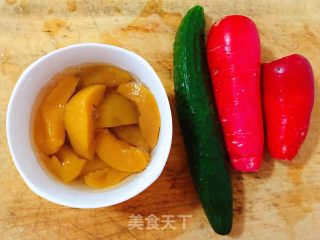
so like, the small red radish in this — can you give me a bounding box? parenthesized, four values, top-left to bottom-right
(207, 15, 264, 172)
(263, 54, 314, 160)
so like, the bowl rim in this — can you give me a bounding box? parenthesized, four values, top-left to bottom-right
(6, 43, 173, 208)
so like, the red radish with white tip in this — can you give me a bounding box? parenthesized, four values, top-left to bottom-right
(263, 54, 314, 160)
(207, 15, 264, 172)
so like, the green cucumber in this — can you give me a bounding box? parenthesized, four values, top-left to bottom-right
(173, 6, 233, 235)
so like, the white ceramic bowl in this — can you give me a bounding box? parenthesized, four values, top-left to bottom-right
(6, 43, 172, 208)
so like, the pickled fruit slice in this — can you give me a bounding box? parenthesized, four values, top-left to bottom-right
(47, 146, 86, 182)
(96, 130, 149, 172)
(84, 167, 131, 189)
(79, 65, 133, 88)
(112, 125, 150, 151)
(117, 82, 160, 148)
(64, 84, 106, 160)
(46, 156, 62, 179)
(96, 92, 139, 128)
(81, 157, 109, 176)
(34, 76, 79, 154)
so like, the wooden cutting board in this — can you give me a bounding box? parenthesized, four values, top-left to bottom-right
(1, 0, 319, 239)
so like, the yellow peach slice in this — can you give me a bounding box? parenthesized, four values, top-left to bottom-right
(79, 64, 133, 89)
(117, 82, 160, 148)
(47, 146, 86, 183)
(33, 112, 50, 154)
(96, 92, 139, 128)
(96, 130, 149, 172)
(112, 125, 150, 151)
(81, 156, 109, 176)
(34, 76, 79, 154)
(46, 156, 62, 179)
(84, 167, 131, 189)
(64, 84, 106, 159)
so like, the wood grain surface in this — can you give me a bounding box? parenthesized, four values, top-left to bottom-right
(1, 0, 320, 239)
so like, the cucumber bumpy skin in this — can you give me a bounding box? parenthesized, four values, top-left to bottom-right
(173, 5, 233, 235)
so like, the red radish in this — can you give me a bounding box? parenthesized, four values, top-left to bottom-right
(263, 54, 314, 160)
(206, 15, 264, 172)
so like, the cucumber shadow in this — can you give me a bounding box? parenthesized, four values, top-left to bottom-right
(228, 169, 245, 237)
(205, 14, 213, 37)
